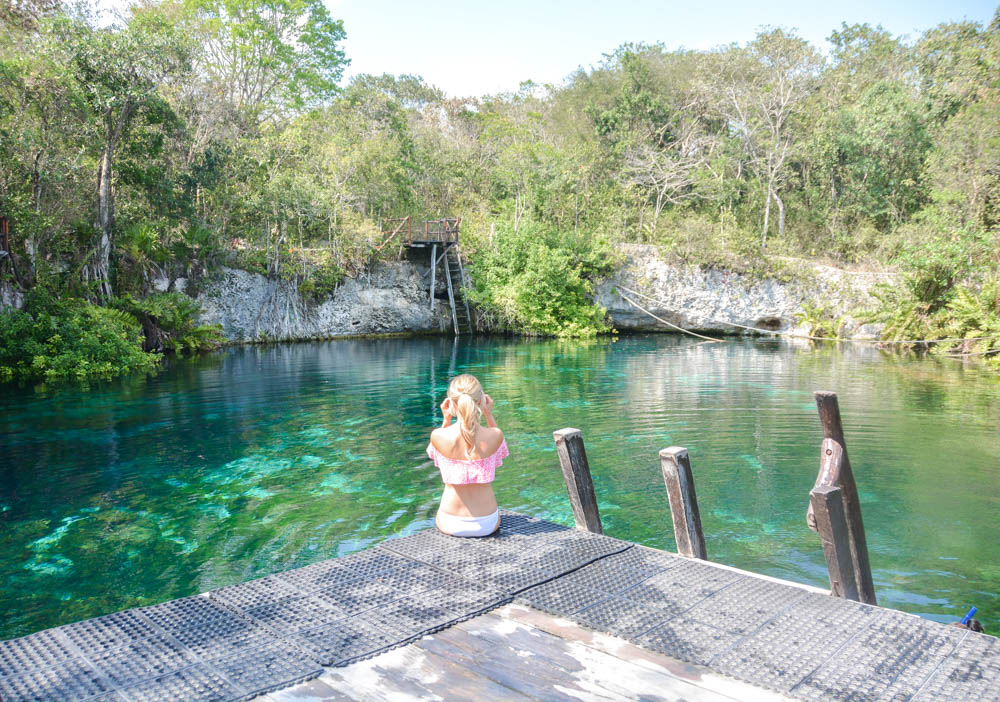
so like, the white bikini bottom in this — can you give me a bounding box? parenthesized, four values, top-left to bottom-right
(436, 509, 500, 537)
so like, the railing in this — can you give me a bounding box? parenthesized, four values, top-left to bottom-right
(553, 390, 876, 604)
(376, 216, 411, 250)
(377, 216, 461, 247)
(420, 218, 460, 244)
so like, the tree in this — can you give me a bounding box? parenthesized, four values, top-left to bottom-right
(701, 29, 823, 249)
(0, 0, 59, 29)
(185, 0, 348, 122)
(60, 8, 190, 299)
(915, 19, 997, 124)
(623, 116, 715, 229)
(925, 99, 1000, 228)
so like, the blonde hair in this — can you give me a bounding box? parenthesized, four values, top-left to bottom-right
(447, 374, 484, 455)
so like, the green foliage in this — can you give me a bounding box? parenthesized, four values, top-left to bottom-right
(186, 0, 347, 117)
(894, 223, 996, 306)
(0, 290, 158, 381)
(466, 222, 616, 338)
(2, 0, 1000, 369)
(935, 276, 1000, 364)
(860, 284, 937, 343)
(296, 261, 345, 302)
(112, 293, 224, 354)
(796, 301, 845, 339)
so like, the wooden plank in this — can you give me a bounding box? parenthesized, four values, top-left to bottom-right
(318, 643, 529, 702)
(499, 605, 795, 702)
(264, 676, 357, 701)
(552, 428, 603, 534)
(810, 483, 860, 601)
(260, 604, 811, 702)
(659, 447, 707, 559)
(442, 244, 459, 336)
(428, 242, 437, 311)
(809, 391, 876, 605)
(416, 620, 617, 700)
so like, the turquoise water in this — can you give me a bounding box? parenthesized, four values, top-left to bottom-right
(2, 335, 999, 639)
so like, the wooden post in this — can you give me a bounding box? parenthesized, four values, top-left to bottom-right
(808, 391, 876, 605)
(443, 244, 459, 336)
(659, 447, 707, 559)
(428, 243, 437, 310)
(810, 485, 860, 601)
(553, 428, 603, 534)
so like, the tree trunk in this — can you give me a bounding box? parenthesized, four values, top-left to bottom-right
(774, 190, 786, 239)
(28, 150, 42, 274)
(86, 104, 131, 301)
(761, 183, 771, 252)
(86, 143, 115, 300)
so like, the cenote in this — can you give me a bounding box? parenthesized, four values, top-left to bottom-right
(1, 334, 998, 640)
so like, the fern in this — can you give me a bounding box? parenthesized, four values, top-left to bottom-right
(935, 276, 1000, 358)
(796, 301, 846, 339)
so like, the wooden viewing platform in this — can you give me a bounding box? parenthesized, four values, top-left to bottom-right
(380, 216, 473, 336)
(2, 395, 997, 701)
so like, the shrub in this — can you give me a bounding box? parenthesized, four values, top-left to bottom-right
(112, 293, 225, 354)
(0, 290, 159, 381)
(466, 221, 617, 338)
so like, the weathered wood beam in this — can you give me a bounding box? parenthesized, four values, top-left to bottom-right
(810, 484, 860, 601)
(809, 391, 876, 605)
(659, 447, 707, 559)
(453, 248, 474, 332)
(553, 428, 603, 534)
(428, 243, 437, 311)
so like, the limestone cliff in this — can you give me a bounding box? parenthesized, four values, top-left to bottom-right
(195, 262, 450, 342)
(187, 246, 889, 342)
(596, 245, 889, 337)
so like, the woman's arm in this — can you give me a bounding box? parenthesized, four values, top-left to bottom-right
(483, 394, 498, 428)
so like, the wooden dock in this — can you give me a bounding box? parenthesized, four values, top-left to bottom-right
(1, 512, 996, 702)
(379, 216, 474, 335)
(262, 603, 798, 702)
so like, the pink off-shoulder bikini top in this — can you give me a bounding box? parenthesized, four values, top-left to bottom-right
(426, 439, 509, 485)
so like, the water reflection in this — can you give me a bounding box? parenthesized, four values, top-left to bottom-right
(1, 335, 997, 638)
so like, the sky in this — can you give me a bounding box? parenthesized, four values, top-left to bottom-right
(97, 0, 998, 97)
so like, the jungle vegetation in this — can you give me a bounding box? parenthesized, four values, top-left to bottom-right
(0, 0, 998, 377)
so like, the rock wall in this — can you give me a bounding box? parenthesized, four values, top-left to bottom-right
(0, 282, 24, 310)
(595, 245, 889, 337)
(195, 261, 450, 342)
(189, 245, 890, 343)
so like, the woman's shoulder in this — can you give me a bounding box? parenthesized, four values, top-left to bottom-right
(429, 426, 456, 452)
(481, 427, 505, 454)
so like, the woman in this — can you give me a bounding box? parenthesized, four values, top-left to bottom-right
(427, 374, 507, 537)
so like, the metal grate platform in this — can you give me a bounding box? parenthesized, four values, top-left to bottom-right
(0, 512, 619, 701)
(1, 512, 996, 702)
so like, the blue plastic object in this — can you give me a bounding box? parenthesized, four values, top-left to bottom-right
(962, 606, 977, 626)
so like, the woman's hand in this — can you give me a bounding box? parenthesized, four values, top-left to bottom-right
(482, 394, 498, 428)
(440, 397, 453, 427)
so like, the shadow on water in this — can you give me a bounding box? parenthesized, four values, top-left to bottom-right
(1, 334, 998, 637)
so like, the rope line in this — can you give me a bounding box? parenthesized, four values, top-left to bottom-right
(615, 285, 996, 346)
(615, 291, 725, 342)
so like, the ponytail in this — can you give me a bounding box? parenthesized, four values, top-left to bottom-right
(455, 392, 481, 456)
(447, 374, 485, 456)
